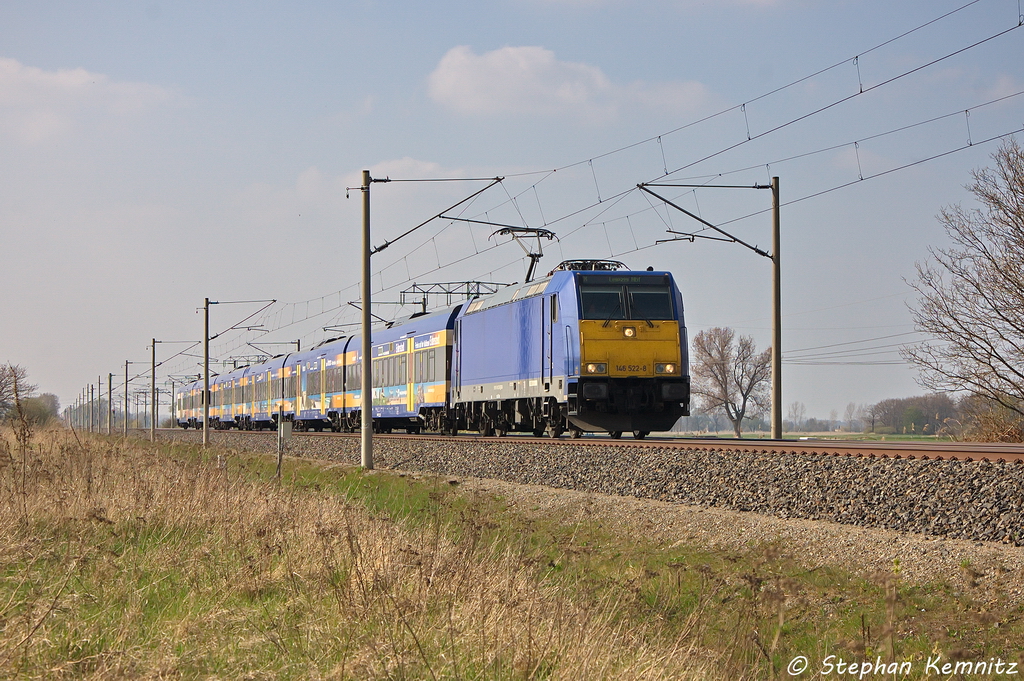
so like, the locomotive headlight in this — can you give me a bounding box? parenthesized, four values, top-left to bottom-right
(585, 363, 607, 374)
(655, 363, 676, 374)
(622, 327, 636, 338)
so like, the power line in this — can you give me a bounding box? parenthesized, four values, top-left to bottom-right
(656, 22, 1024, 181)
(157, 4, 1021, 376)
(500, 0, 992, 180)
(785, 331, 922, 354)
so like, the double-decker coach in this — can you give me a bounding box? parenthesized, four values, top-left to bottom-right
(177, 305, 461, 433)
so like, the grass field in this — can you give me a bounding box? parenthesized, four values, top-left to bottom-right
(1, 428, 1022, 679)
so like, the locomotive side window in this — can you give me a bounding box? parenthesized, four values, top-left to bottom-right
(580, 286, 626, 320)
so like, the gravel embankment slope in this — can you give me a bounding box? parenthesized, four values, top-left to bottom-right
(157, 430, 1024, 600)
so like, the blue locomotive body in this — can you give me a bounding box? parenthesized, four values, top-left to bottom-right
(451, 269, 689, 437)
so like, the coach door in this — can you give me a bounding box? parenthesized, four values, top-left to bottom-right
(540, 297, 546, 387)
(453, 320, 462, 400)
(541, 294, 556, 390)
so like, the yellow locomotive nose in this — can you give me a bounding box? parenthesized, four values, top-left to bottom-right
(579, 319, 680, 378)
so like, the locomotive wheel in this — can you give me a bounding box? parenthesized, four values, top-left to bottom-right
(569, 427, 584, 439)
(546, 422, 564, 438)
(532, 424, 546, 437)
(480, 418, 495, 437)
(609, 431, 623, 439)
(632, 430, 649, 440)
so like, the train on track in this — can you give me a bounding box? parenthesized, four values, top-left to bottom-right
(175, 262, 691, 438)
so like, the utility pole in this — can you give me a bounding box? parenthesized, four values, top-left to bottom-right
(770, 177, 782, 439)
(351, 171, 500, 465)
(107, 373, 113, 435)
(638, 177, 783, 438)
(200, 300, 272, 447)
(361, 170, 373, 469)
(204, 298, 210, 448)
(124, 361, 130, 436)
(151, 338, 157, 441)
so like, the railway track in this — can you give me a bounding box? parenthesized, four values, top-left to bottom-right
(148, 427, 1024, 545)
(159, 428, 1024, 463)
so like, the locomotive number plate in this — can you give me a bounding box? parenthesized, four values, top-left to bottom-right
(617, 364, 648, 372)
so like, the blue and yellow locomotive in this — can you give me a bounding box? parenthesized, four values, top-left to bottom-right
(176, 262, 689, 438)
(452, 264, 689, 438)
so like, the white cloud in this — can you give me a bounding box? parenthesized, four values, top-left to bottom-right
(427, 45, 711, 123)
(0, 57, 174, 144)
(983, 74, 1022, 102)
(370, 157, 448, 179)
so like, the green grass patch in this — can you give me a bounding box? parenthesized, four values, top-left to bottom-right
(1, 430, 1022, 679)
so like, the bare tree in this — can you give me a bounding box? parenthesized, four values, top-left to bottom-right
(844, 402, 858, 431)
(903, 138, 1024, 429)
(691, 327, 771, 437)
(787, 401, 806, 431)
(0, 364, 37, 419)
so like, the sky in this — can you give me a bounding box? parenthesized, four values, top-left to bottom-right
(2, 0, 1022, 421)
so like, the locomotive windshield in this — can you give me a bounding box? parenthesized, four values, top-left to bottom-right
(580, 287, 626, 320)
(629, 288, 673, 320)
(578, 275, 676, 321)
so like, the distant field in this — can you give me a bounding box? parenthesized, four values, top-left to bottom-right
(1, 428, 1021, 679)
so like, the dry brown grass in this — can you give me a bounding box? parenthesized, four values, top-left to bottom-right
(0, 428, 730, 679)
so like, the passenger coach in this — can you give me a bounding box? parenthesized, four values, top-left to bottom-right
(176, 306, 460, 433)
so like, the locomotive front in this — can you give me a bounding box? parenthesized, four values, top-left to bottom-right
(568, 271, 690, 436)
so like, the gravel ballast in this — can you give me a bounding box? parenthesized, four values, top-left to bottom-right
(149, 430, 1024, 599)
(156, 431, 1024, 547)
